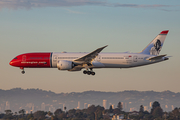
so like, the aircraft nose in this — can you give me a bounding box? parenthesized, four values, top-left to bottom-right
(9, 59, 16, 66)
(9, 56, 20, 67)
(9, 60, 13, 66)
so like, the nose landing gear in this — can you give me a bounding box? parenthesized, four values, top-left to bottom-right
(20, 67, 25, 74)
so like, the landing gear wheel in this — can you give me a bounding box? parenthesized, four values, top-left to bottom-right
(87, 71, 91, 75)
(21, 71, 25, 74)
(83, 70, 87, 74)
(83, 68, 96, 76)
(91, 72, 95, 76)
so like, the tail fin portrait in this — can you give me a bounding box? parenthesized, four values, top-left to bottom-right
(141, 30, 169, 56)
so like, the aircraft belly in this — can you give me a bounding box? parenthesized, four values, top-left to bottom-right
(101, 60, 131, 68)
(92, 61, 105, 68)
(103, 63, 128, 68)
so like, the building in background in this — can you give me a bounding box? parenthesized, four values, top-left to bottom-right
(5, 101, 10, 110)
(149, 102, 152, 107)
(41, 102, 45, 111)
(49, 105, 55, 113)
(77, 101, 80, 109)
(88, 104, 91, 108)
(171, 105, 174, 110)
(144, 106, 148, 111)
(103, 100, 107, 109)
(84, 103, 87, 109)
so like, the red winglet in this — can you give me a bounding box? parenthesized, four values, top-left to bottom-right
(160, 30, 169, 35)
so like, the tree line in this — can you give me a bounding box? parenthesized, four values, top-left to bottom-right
(0, 101, 180, 120)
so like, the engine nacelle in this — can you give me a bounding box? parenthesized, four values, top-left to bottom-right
(57, 60, 74, 70)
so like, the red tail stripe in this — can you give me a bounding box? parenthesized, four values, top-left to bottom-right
(160, 30, 169, 35)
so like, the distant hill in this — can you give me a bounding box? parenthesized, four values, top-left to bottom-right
(0, 88, 179, 113)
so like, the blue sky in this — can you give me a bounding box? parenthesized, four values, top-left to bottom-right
(0, 0, 180, 93)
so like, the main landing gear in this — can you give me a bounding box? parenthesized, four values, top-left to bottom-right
(20, 67, 25, 74)
(83, 68, 95, 76)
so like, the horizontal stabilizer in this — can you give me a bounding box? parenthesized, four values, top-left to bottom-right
(147, 54, 167, 61)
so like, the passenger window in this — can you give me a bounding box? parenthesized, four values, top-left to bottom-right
(14, 57, 17, 59)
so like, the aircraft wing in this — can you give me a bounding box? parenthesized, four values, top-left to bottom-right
(147, 54, 167, 61)
(74, 45, 108, 64)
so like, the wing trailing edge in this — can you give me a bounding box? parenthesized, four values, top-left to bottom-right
(74, 45, 108, 63)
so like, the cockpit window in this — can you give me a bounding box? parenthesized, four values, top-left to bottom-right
(14, 57, 17, 59)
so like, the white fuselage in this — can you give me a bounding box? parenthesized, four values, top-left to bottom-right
(51, 52, 165, 69)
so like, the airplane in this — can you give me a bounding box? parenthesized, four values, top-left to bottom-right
(9, 30, 169, 75)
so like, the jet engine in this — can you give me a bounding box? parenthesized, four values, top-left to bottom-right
(57, 60, 74, 70)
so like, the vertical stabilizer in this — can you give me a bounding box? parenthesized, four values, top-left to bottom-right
(141, 30, 169, 55)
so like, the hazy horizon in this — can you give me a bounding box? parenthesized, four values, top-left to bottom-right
(0, 87, 179, 94)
